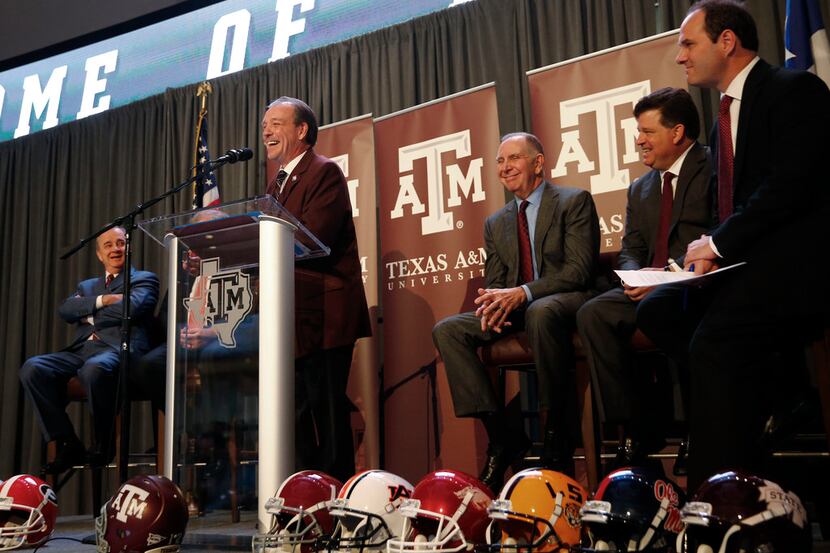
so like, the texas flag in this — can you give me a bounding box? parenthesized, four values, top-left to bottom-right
(785, 0, 830, 87)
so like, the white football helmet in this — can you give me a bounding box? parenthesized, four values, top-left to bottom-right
(324, 470, 414, 552)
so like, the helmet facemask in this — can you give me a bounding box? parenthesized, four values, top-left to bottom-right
(0, 493, 52, 551)
(252, 496, 332, 553)
(580, 496, 677, 552)
(323, 499, 394, 553)
(677, 499, 802, 553)
(388, 493, 477, 553)
(485, 493, 565, 553)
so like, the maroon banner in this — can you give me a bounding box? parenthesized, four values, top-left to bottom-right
(375, 84, 502, 482)
(316, 115, 380, 471)
(527, 31, 687, 252)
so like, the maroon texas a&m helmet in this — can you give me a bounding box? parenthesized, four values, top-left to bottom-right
(96, 474, 188, 553)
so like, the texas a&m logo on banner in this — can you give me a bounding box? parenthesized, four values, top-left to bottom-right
(389, 129, 486, 236)
(375, 84, 503, 302)
(528, 31, 687, 251)
(316, 115, 377, 290)
(375, 84, 504, 482)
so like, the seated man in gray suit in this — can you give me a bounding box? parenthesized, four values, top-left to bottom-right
(576, 87, 713, 469)
(433, 132, 599, 491)
(20, 226, 159, 473)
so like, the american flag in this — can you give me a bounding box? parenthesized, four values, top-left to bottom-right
(785, 0, 830, 87)
(192, 108, 221, 208)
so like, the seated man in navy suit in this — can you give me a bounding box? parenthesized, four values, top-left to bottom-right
(20, 226, 159, 473)
(577, 88, 713, 470)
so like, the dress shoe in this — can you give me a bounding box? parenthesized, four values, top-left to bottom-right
(86, 442, 115, 468)
(479, 434, 531, 494)
(760, 392, 817, 452)
(539, 430, 575, 477)
(43, 437, 86, 475)
(609, 436, 666, 473)
(673, 437, 689, 477)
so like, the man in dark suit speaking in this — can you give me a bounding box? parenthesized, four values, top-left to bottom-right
(577, 87, 713, 468)
(20, 226, 159, 473)
(637, 0, 830, 489)
(262, 96, 371, 481)
(433, 132, 599, 490)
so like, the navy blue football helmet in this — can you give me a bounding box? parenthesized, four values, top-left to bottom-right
(579, 466, 685, 552)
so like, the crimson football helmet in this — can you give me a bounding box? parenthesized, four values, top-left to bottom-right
(252, 470, 343, 553)
(0, 474, 57, 550)
(387, 470, 494, 553)
(96, 474, 188, 553)
(485, 468, 586, 552)
(676, 471, 810, 553)
(324, 470, 415, 552)
(579, 466, 685, 552)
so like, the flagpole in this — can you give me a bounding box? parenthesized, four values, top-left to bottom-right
(193, 82, 213, 208)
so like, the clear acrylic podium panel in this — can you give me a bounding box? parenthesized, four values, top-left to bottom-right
(138, 196, 329, 527)
(139, 195, 330, 259)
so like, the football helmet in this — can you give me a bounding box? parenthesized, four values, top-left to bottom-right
(252, 470, 343, 553)
(579, 466, 685, 552)
(387, 470, 494, 553)
(676, 471, 810, 553)
(485, 468, 586, 552)
(324, 470, 414, 552)
(96, 474, 188, 553)
(0, 474, 58, 551)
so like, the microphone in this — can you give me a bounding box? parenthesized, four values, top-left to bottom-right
(211, 147, 253, 164)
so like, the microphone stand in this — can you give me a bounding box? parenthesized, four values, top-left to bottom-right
(381, 358, 441, 460)
(61, 156, 237, 484)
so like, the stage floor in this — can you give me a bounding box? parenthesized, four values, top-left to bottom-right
(41, 511, 830, 552)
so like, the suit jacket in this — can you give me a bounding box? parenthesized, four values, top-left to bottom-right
(709, 60, 830, 316)
(618, 141, 714, 271)
(483, 181, 599, 297)
(58, 268, 160, 355)
(273, 149, 371, 358)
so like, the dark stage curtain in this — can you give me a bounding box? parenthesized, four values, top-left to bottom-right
(0, 0, 821, 514)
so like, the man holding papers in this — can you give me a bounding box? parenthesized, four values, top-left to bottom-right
(576, 87, 713, 469)
(637, 0, 830, 489)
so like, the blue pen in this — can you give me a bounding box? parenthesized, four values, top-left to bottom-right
(683, 264, 694, 311)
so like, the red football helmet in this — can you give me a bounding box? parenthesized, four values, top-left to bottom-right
(387, 470, 494, 553)
(96, 474, 188, 553)
(677, 471, 810, 553)
(579, 466, 685, 552)
(252, 470, 343, 553)
(0, 474, 58, 550)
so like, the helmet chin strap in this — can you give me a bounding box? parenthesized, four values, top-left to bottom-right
(439, 490, 473, 542)
(543, 491, 564, 548)
(637, 496, 670, 550)
(717, 501, 791, 553)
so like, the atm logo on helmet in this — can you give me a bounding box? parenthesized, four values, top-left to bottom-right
(390, 130, 486, 235)
(112, 484, 149, 523)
